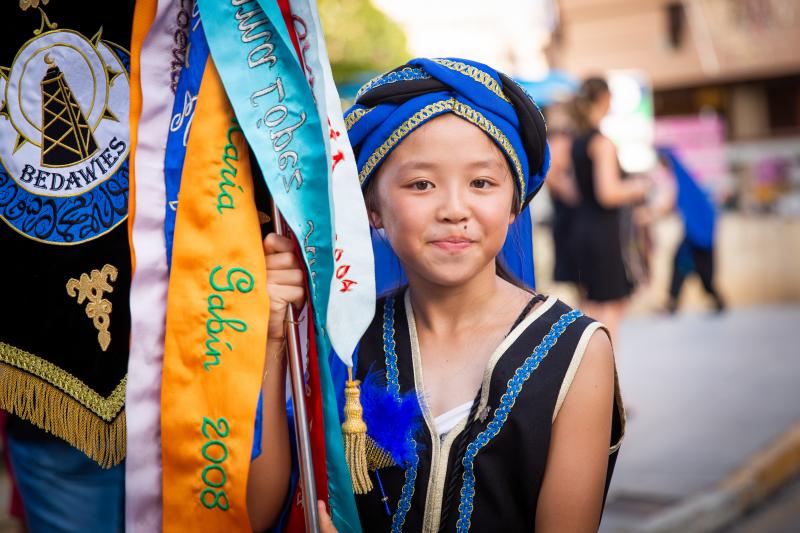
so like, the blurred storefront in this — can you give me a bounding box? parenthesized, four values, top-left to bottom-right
(549, 0, 800, 214)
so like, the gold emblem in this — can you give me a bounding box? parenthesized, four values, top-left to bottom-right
(20, 0, 49, 11)
(66, 264, 118, 351)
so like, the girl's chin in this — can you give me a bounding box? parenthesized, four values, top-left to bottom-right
(411, 262, 494, 288)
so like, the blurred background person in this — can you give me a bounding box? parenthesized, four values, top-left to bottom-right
(545, 104, 581, 290)
(569, 77, 650, 341)
(658, 148, 726, 314)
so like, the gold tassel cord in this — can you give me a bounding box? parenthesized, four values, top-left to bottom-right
(342, 368, 372, 494)
(0, 362, 126, 468)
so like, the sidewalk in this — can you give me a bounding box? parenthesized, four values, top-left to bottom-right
(601, 305, 800, 532)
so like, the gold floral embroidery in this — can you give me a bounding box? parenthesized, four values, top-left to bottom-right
(66, 264, 118, 351)
(20, 0, 49, 10)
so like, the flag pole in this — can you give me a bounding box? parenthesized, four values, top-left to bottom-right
(271, 199, 321, 533)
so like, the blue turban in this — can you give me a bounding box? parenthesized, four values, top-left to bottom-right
(345, 58, 550, 209)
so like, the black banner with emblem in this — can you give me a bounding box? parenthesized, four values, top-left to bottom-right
(0, 0, 136, 467)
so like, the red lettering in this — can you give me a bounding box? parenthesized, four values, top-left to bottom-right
(328, 118, 341, 140)
(332, 150, 345, 170)
(339, 279, 358, 292)
(336, 264, 351, 279)
(334, 248, 343, 262)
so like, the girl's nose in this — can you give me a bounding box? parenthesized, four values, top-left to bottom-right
(437, 184, 470, 224)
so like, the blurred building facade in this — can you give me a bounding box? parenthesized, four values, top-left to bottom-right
(549, 0, 800, 214)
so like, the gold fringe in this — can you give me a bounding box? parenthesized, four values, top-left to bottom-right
(366, 435, 396, 471)
(342, 371, 373, 494)
(0, 362, 126, 468)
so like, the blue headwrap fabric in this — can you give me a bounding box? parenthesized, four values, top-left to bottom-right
(345, 58, 550, 209)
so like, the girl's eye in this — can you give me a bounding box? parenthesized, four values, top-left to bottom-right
(472, 178, 491, 189)
(412, 180, 433, 191)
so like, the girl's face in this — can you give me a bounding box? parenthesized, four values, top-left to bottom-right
(369, 113, 516, 288)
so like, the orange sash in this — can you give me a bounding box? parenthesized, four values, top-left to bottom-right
(161, 57, 268, 531)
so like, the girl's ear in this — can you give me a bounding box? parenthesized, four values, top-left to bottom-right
(369, 209, 383, 229)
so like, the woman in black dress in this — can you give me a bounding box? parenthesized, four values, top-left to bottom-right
(569, 78, 649, 341)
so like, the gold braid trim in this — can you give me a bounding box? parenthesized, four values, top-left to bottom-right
(345, 107, 371, 131)
(358, 99, 455, 184)
(0, 342, 125, 421)
(0, 361, 126, 468)
(451, 100, 526, 209)
(358, 98, 526, 209)
(432, 59, 511, 103)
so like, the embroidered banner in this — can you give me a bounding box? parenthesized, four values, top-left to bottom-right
(164, 4, 209, 268)
(198, 0, 334, 329)
(197, 1, 361, 530)
(160, 58, 268, 531)
(0, 0, 133, 468)
(126, 0, 187, 529)
(287, 0, 376, 367)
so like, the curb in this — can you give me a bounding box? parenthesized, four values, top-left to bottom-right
(634, 422, 800, 533)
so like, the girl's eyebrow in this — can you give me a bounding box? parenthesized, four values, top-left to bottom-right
(395, 158, 503, 172)
(395, 160, 439, 172)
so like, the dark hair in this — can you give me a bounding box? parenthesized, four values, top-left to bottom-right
(569, 77, 609, 134)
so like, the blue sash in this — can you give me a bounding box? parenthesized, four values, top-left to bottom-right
(164, 6, 210, 268)
(197, 1, 360, 531)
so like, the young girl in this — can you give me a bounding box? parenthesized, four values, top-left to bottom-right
(251, 58, 625, 532)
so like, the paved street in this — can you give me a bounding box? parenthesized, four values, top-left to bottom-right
(726, 474, 800, 533)
(601, 305, 800, 532)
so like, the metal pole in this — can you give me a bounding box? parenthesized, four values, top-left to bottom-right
(271, 200, 320, 533)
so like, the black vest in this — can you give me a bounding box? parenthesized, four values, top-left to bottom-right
(353, 291, 624, 532)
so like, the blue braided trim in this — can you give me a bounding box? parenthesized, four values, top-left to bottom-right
(382, 297, 401, 401)
(356, 67, 431, 99)
(455, 309, 583, 532)
(381, 295, 418, 532)
(390, 435, 419, 532)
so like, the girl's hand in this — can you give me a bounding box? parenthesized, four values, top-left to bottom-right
(263, 233, 306, 340)
(318, 500, 339, 533)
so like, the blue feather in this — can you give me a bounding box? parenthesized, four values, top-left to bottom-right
(359, 370, 423, 467)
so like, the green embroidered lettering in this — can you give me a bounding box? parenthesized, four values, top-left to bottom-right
(202, 417, 230, 439)
(203, 267, 253, 370)
(200, 488, 229, 511)
(202, 440, 229, 464)
(216, 122, 246, 214)
(199, 417, 230, 511)
(209, 266, 255, 293)
(202, 465, 227, 488)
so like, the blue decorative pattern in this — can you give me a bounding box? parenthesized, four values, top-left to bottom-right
(391, 435, 419, 533)
(381, 296, 417, 531)
(382, 297, 400, 400)
(455, 309, 583, 532)
(356, 67, 431, 99)
(0, 165, 128, 244)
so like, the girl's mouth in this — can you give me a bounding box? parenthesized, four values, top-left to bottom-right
(430, 237, 474, 251)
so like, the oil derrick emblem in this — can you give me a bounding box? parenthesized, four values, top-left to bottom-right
(40, 54, 99, 166)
